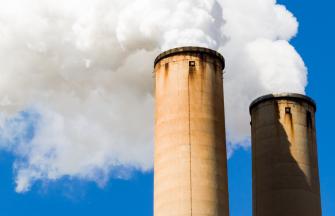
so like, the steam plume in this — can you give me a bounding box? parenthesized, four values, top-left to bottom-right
(0, 0, 307, 192)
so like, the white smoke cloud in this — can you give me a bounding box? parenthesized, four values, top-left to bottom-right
(116, 0, 225, 50)
(0, 0, 307, 192)
(218, 0, 306, 148)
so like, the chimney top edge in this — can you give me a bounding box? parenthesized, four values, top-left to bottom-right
(154, 46, 225, 69)
(249, 93, 316, 113)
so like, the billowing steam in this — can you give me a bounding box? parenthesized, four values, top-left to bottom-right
(0, 0, 307, 192)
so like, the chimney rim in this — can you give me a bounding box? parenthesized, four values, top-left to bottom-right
(154, 46, 225, 69)
(249, 93, 317, 114)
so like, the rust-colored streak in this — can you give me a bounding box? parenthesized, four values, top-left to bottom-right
(199, 57, 205, 106)
(164, 63, 169, 78)
(284, 109, 295, 143)
(189, 65, 195, 78)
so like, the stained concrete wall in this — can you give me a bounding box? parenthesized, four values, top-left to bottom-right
(154, 47, 229, 216)
(250, 93, 322, 216)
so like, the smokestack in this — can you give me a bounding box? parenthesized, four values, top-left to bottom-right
(154, 47, 229, 216)
(249, 93, 322, 216)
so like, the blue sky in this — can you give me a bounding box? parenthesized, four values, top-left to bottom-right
(1, 1, 335, 216)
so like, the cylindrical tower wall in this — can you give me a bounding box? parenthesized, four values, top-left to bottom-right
(250, 93, 321, 216)
(154, 47, 229, 216)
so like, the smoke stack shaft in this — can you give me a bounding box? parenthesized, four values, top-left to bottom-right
(250, 93, 322, 216)
(154, 47, 229, 216)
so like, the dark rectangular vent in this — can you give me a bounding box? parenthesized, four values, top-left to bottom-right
(285, 107, 291, 114)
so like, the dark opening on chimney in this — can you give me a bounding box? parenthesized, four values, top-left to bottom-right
(285, 107, 291, 114)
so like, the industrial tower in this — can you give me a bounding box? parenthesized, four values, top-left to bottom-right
(154, 47, 230, 216)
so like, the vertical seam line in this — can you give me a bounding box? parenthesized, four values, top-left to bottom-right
(188, 71, 193, 216)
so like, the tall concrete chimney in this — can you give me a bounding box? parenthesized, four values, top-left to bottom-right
(250, 93, 321, 216)
(154, 47, 229, 216)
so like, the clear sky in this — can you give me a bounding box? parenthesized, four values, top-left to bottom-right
(0, 0, 334, 215)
